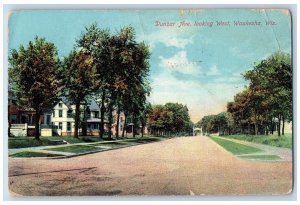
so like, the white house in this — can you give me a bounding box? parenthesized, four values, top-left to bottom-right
(50, 98, 75, 136)
(45, 97, 103, 136)
(39, 97, 149, 137)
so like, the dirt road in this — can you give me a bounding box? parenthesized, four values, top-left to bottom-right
(8, 136, 293, 196)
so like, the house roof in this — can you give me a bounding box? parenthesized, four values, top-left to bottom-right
(60, 96, 73, 109)
(53, 96, 100, 111)
(88, 99, 100, 111)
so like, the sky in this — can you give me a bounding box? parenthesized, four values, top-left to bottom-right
(8, 9, 291, 122)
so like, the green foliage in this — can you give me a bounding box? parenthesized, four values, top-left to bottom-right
(61, 50, 97, 103)
(60, 49, 97, 137)
(76, 24, 151, 139)
(9, 137, 51, 148)
(222, 134, 292, 149)
(198, 112, 234, 135)
(227, 51, 292, 136)
(10, 151, 63, 158)
(239, 155, 281, 160)
(8, 136, 104, 149)
(45, 145, 104, 153)
(211, 137, 263, 155)
(148, 103, 192, 136)
(9, 37, 60, 139)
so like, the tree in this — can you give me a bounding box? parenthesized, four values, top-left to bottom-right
(148, 103, 192, 136)
(244, 51, 292, 136)
(77, 24, 151, 139)
(215, 112, 234, 135)
(227, 51, 292, 136)
(139, 102, 152, 138)
(9, 37, 60, 140)
(198, 112, 233, 136)
(61, 49, 97, 137)
(76, 23, 111, 139)
(148, 105, 165, 136)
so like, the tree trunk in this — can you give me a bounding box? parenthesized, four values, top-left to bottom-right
(99, 89, 106, 139)
(74, 102, 80, 138)
(248, 123, 250, 135)
(271, 118, 274, 135)
(132, 115, 136, 138)
(82, 123, 87, 136)
(115, 109, 120, 139)
(122, 114, 127, 138)
(82, 106, 87, 136)
(107, 106, 113, 140)
(35, 111, 41, 140)
(277, 115, 281, 137)
(282, 116, 285, 136)
(141, 124, 144, 138)
(132, 124, 135, 138)
(254, 123, 258, 136)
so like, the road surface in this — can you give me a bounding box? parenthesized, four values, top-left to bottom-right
(8, 136, 292, 196)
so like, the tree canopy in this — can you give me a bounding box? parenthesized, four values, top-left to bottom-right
(228, 51, 292, 136)
(198, 51, 292, 137)
(9, 37, 60, 139)
(148, 103, 192, 136)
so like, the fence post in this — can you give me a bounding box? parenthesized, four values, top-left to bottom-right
(25, 123, 28, 136)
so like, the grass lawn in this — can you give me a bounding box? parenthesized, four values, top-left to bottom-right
(8, 136, 104, 149)
(10, 151, 64, 158)
(239, 155, 281, 160)
(45, 145, 104, 153)
(94, 141, 136, 147)
(9, 135, 167, 149)
(92, 137, 163, 148)
(134, 138, 161, 143)
(211, 137, 263, 155)
(222, 134, 292, 149)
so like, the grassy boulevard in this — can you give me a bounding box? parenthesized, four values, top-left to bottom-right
(9, 136, 107, 149)
(9, 136, 168, 158)
(221, 134, 292, 149)
(210, 136, 283, 161)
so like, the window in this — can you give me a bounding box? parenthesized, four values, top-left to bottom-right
(46, 115, 51, 125)
(53, 111, 55, 117)
(11, 114, 17, 123)
(59, 103, 63, 108)
(67, 122, 71, 132)
(67, 110, 72, 118)
(94, 111, 99, 118)
(59, 122, 63, 130)
(59, 110, 63, 118)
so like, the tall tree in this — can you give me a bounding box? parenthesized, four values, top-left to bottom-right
(77, 24, 151, 139)
(76, 24, 111, 139)
(9, 37, 60, 140)
(61, 50, 96, 137)
(244, 51, 292, 136)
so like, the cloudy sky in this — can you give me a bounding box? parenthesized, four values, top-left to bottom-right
(9, 9, 291, 122)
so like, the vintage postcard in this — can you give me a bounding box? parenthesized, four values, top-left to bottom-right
(7, 9, 293, 196)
